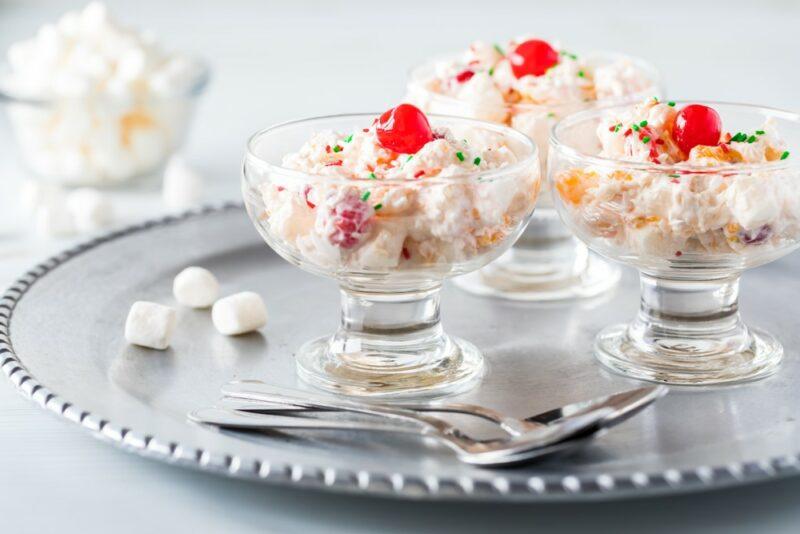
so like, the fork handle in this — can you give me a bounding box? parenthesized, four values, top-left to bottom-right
(221, 381, 456, 436)
(189, 407, 425, 435)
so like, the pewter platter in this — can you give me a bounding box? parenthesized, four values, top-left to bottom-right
(3, 204, 800, 502)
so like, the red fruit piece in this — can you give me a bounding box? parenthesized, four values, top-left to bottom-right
(328, 190, 373, 249)
(375, 104, 434, 154)
(672, 104, 722, 154)
(509, 39, 559, 78)
(455, 69, 475, 83)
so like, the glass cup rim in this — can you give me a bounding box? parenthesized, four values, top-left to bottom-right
(406, 50, 663, 114)
(244, 112, 539, 186)
(0, 58, 212, 106)
(550, 100, 800, 174)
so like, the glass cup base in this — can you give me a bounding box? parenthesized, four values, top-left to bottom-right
(454, 252, 620, 302)
(295, 334, 484, 399)
(595, 323, 783, 386)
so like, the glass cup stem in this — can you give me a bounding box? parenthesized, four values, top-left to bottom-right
(296, 284, 483, 398)
(595, 272, 782, 385)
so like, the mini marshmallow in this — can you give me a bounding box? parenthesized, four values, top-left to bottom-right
(34, 201, 76, 238)
(212, 292, 267, 336)
(66, 188, 114, 232)
(19, 180, 64, 214)
(163, 156, 203, 210)
(124, 301, 177, 350)
(173, 266, 219, 308)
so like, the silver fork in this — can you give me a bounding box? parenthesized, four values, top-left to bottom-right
(189, 403, 612, 466)
(219, 380, 667, 437)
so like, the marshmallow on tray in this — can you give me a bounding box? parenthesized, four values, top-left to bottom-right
(66, 188, 114, 233)
(163, 156, 203, 210)
(173, 266, 219, 308)
(20, 180, 64, 214)
(212, 292, 268, 335)
(34, 201, 76, 238)
(125, 301, 177, 350)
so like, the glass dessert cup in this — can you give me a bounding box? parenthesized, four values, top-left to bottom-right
(0, 62, 210, 188)
(243, 114, 540, 398)
(549, 102, 800, 385)
(407, 53, 661, 301)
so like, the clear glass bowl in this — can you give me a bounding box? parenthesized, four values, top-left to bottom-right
(243, 113, 540, 398)
(549, 101, 800, 385)
(407, 52, 661, 301)
(0, 62, 209, 187)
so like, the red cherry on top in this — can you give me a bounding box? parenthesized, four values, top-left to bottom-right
(376, 104, 434, 154)
(509, 39, 559, 78)
(672, 104, 722, 154)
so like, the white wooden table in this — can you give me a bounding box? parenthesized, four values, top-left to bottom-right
(2, 1, 800, 531)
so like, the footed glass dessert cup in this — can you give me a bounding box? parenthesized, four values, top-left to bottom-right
(407, 52, 661, 301)
(243, 113, 540, 397)
(549, 102, 800, 385)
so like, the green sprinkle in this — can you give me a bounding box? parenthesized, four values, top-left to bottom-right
(332, 145, 342, 153)
(488, 67, 494, 76)
(639, 120, 648, 127)
(755, 130, 765, 135)
(560, 50, 577, 60)
(730, 132, 747, 143)
(456, 151, 465, 162)
(747, 135, 757, 143)
(668, 174, 680, 178)
(642, 136, 651, 144)
(369, 172, 376, 179)
(473, 157, 481, 166)
(632, 124, 640, 132)
(781, 151, 790, 160)
(613, 123, 622, 133)
(374, 203, 383, 211)
(577, 70, 585, 78)
(343, 134, 353, 143)
(361, 191, 371, 201)
(547, 112, 556, 118)
(493, 43, 505, 55)
(667, 101, 676, 107)
(406, 155, 413, 162)
(652, 96, 659, 102)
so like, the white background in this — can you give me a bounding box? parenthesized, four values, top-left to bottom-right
(2, 0, 800, 532)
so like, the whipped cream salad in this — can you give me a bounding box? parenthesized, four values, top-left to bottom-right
(553, 98, 799, 261)
(250, 105, 539, 273)
(1, 2, 207, 185)
(407, 37, 658, 208)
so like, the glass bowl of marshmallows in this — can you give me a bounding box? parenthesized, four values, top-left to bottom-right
(243, 104, 540, 397)
(0, 3, 209, 187)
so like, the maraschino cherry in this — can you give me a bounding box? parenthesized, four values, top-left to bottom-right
(375, 104, 434, 154)
(509, 39, 559, 78)
(672, 104, 722, 154)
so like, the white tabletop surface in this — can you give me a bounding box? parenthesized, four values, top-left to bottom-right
(2, 1, 800, 532)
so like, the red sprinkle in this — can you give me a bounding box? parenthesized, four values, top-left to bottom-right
(325, 145, 331, 153)
(675, 251, 683, 257)
(326, 161, 343, 166)
(671, 178, 679, 184)
(720, 143, 730, 153)
(401, 247, 411, 260)
(655, 138, 665, 145)
(276, 186, 285, 192)
(455, 69, 475, 83)
(362, 128, 369, 132)
(303, 185, 316, 209)
(414, 170, 425, 178)
(623, 129, 633, 137)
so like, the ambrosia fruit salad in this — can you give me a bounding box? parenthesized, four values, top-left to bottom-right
(554, 98, 799, 259)
(252, 104, 539, 271)
(408, 37, 656, 123)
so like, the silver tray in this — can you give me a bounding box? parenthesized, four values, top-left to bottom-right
(3, 203, 800, 502)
